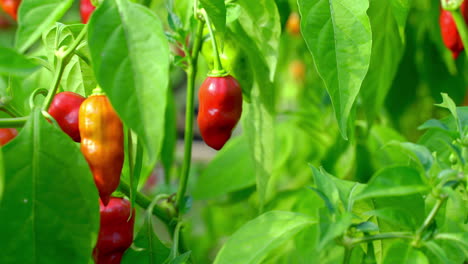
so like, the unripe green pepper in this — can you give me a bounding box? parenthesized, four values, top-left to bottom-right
(79, 89, 124, 206)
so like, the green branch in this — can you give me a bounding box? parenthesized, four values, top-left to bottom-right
(118, 180, 172, 224)
(175, 18, 206, 211)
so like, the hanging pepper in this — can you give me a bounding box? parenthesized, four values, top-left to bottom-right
(80, 0, 95, 24)
(0, 128, 17, 146)
(197, 75, 243, 150)
(79, 88, 123, 205)
(48, 91, 86, 142)
(93, 197, 135, 264)
(440, 0, 468, 59)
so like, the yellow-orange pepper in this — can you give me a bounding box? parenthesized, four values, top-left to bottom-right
(79, 89, 124, 206)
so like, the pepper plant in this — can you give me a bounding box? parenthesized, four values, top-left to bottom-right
(0, 0, 467, 263)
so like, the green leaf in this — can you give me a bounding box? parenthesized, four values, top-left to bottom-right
(435, 93, 463, 138)
(0, 148, 3, 202)
(235, 0, 280, 81)
(200, 0, 226, 35)
(356, 166, 429, 200)
(193, 136, 255, 199)
(298, 0, 372, 138)
(88, 0, 170, 166)
(383, 241, 429, 264)
(227, 0, 280, 207)
(423, 241, 451, 264)
(15, 0, 74, 53)
(122, 214, 170, 264)
(400, 143, 433, 172)
(360, 0, 409, 126)
(213, 211, 315, 264)
(0, 46, 38, 76)
(318, 212, 353, 250)
(167, 252, 191, 264)
(0, 108, 99, 264)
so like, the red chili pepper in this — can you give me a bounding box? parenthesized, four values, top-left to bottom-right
(0, 128, 17, 146)
(0, 0, 20, 21)
(197, 75, 242, 150)
(93, 197, 135, 264)
(440, 1, 468, 59)
(80, 0, 95, 24)
(48, 92, 86, 142)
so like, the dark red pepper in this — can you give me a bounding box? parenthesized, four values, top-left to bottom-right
(0, 128, 17, 146)
(197, 75, 242, 150)
(48, 92, 86, 142)
(440, 0, 468, 59)
(80, 0, 95, 24)
(93, 197, 135, 264)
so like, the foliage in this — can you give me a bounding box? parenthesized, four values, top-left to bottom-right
(0, 0, 467, 263)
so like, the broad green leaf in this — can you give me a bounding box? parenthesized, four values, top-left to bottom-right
(356, 166, 429, 200)
(235, 0, 281, 81)
(200, 0, 226, 35)
(435, 233, 468, 256)
(0, 46, 38, 76)
(400, 143, 433, 172)
(227, 0, 280, 208)
(15, 0, 74, 53)
(213, 211, 315, 264)
(361, 0, 409, 126)
(298, 0, 372, 138)
(88, 0, 170, 166)
(0, 109, 99, 264)
(122, 214, 170, 264)
(383, 241, 428, 264)
(423, 241, 451, 264)
(193, 136, 255, 199)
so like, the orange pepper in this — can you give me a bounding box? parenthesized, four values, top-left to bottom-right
(79, 89, 124, 206)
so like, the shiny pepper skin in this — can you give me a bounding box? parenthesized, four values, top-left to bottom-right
(48, 92, 86, 142)
(197, 75, 242, 150)
(440, 1, 468, 59)
(0, 128, 17, 146)
(79, 94, 124, 206)
(93, 197, 135, 264)
(80, 0, 95, 24)
(0, 0, 20, 20)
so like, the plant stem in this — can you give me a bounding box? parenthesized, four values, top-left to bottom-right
(451, 9, 468, 60)
(415, 198, 445, 241)
(350, 232, 414, 246)
(175, 19, 205, 211)
(342, 247, 352, 264)
(119, 180, 172, 224)
(0, 117, 28, 127)
(202, 10, 224, 73)
(42, 25, 88, 111)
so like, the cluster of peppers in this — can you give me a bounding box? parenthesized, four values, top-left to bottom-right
(440, 0, 468, 58)
(49, 89, 130, 264)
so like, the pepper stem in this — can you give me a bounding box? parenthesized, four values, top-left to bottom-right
(202, 9, 227, 76)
